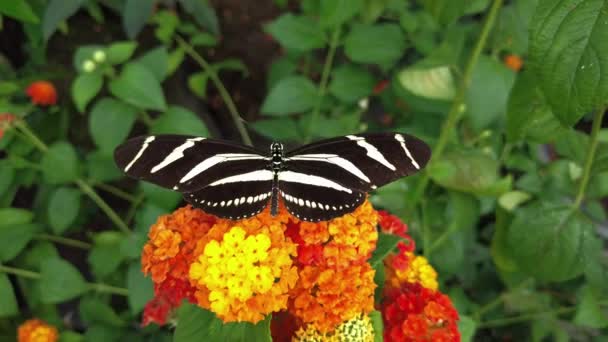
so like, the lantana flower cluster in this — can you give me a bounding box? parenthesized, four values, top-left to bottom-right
(140, 203, 460, 341)
(17, 319, 58, 342)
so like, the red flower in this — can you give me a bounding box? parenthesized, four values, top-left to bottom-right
(270, 311, 298, 342)
(382, 283, 460, 342)
(26, 81, 57, 106)
(142, 276, 196, 326)
(378, 210, 416, 251)
(0, 113, 16, 140)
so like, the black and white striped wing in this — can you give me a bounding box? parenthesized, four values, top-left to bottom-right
(114, 135, 273, 219)
(280, 132, 430, 221)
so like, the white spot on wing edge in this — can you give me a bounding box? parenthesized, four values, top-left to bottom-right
(346, 135, 396, 171)
(395, 134, 420, 169)
(124, 136, 155, 172)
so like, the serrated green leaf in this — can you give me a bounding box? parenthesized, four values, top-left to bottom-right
(106, 41, 137, 65)
(530, 0, 608, 126)
(72, 72, 103, 112)
(0, 1, 39, 23)
(329, 64, 375, 103)
(508, 203, 597, 282)
(109, 62, 166, 111)
(39, 258, 88, 303)
(174, 303, 271, 342)
(0, 273, 18, 317)
(344, 23, 406, 66)
(261, 76, 318, 115)
(41, 141, 79, 184)
(319, 0, 364, 27)
(0, 223, 38, 262)
(151, 106, 208, 136)
(48, 187, 80, 234)
(89, 98, 137, 154)
(42, 0, 84, 40)
(265, 14, 326, 51)
(122, 0, 154, 39)
(127, 262, 153, 314)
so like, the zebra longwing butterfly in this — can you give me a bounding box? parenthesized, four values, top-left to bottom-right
(114, 133, 430, 222)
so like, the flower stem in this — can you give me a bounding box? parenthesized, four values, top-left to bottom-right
(408, 0, 504, 211)
(574, 107, 606, 209)
(75, 179, 130, 234)
(35, 233, 92, 250)
(94, 182, 138, 203)
(139, 110, 154, 127)
(175, 35, 252, 146)
(305, 26, 341, 143)
(14, 121, 131, 234)
(0, 264, 129, 296)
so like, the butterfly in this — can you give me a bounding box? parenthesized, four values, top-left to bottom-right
(114, 132, 430, 222)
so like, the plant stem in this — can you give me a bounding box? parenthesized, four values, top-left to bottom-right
(15, 121, 131, 234)
(305, 26, 341, 143)
(35, 233, 92, 250)
(125, 193, 145, 224)
(574, 107, 606, 208)
(139, 110, 154, 127)
(0, 264, 129, 296)
(75, 180, 130, 234)
(473, 278, 533, 320)
(175, 35, 252, 146)
(94, 182, 138, 203)
(408, 0, 504, 210)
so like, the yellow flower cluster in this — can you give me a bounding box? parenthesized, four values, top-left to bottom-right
(386, 251, 438, 291)
(188, 212, 298, 322)
(293, 314, 374, 342)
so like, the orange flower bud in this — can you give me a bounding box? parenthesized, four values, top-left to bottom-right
(504, 54, 523, 72)
(26, 81, 57, 106)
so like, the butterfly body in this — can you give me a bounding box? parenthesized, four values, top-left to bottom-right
(114, 133, 430, 222)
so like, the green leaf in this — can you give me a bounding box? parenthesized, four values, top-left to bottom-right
(369, 310, 383, 342)
(252, 118, 301, 141)
(42, 0, 84, 40)
(73, 45, 104, 72)
(179, 0, 220, 35)
(106, 41, 137, 65)
(0, 162, 15, 198)
(0, 81, 19, 96)
(174, 303, 271, 342)
(458, 315, 478, 342)
(369, 233, 402, 268)
(507, 203, 597, 282)
(39, 258, 88, 303)
(191, 32, 218, 46)
(498, 190, 531, 212)
(268, 56, 297, 90)
(0, 223, 38, 262)
(398, 66, 455, 100)
(41, 142, 79, 184)
(59, 332, 84, 342)
(329, 64, 375, 103)
(79, 296, 125, 327)
(109, 62, 167, 111)
(261, 76, 318, 115)
(88, 232, 126, 279)
(319, 0, 364, 27)
(86, 150, 123, 183)
(136, 46, 169, 82)
(0, 274, 18, 317)
(265, 14, 326, 51)
(188, 72, 209, 99)
(465, 55, 516, 132)
(153, 10, 180, 43)
(506, 70, 567, 143)
(0, 208, 33, 225)
(48, 187, 80, 234)
(344, 23, 406, 66)
(89, 98, 137, 154)
(422, 0, 469, 26)
(141, 182, 182, 210)
(0, 1, 39, 23)
(122, 0, 155, 39)
(151, 106, 209, 136)
(72, 72, 103, 112)
(529, 0, 608, 126)
(574, 285, 608, 328)
(127, 262, 153, 314)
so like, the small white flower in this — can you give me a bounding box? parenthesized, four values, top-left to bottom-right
(358, 97, 369, 110)
(93, 50, 106, 63)
(82, 60, 96, 72)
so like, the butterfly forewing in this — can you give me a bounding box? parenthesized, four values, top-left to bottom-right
(284, 133, 431, 192)
(114, 135, 268, 193)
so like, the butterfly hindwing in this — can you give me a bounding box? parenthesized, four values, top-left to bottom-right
(114, 135, 268, 192)
(284, 132, 430, 192)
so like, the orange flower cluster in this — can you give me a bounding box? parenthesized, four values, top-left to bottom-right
(26, 81, 57, 106)
(17, 319, 58, 342)
(378, 212, 460, 342)
(286, 201, 378, 333)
